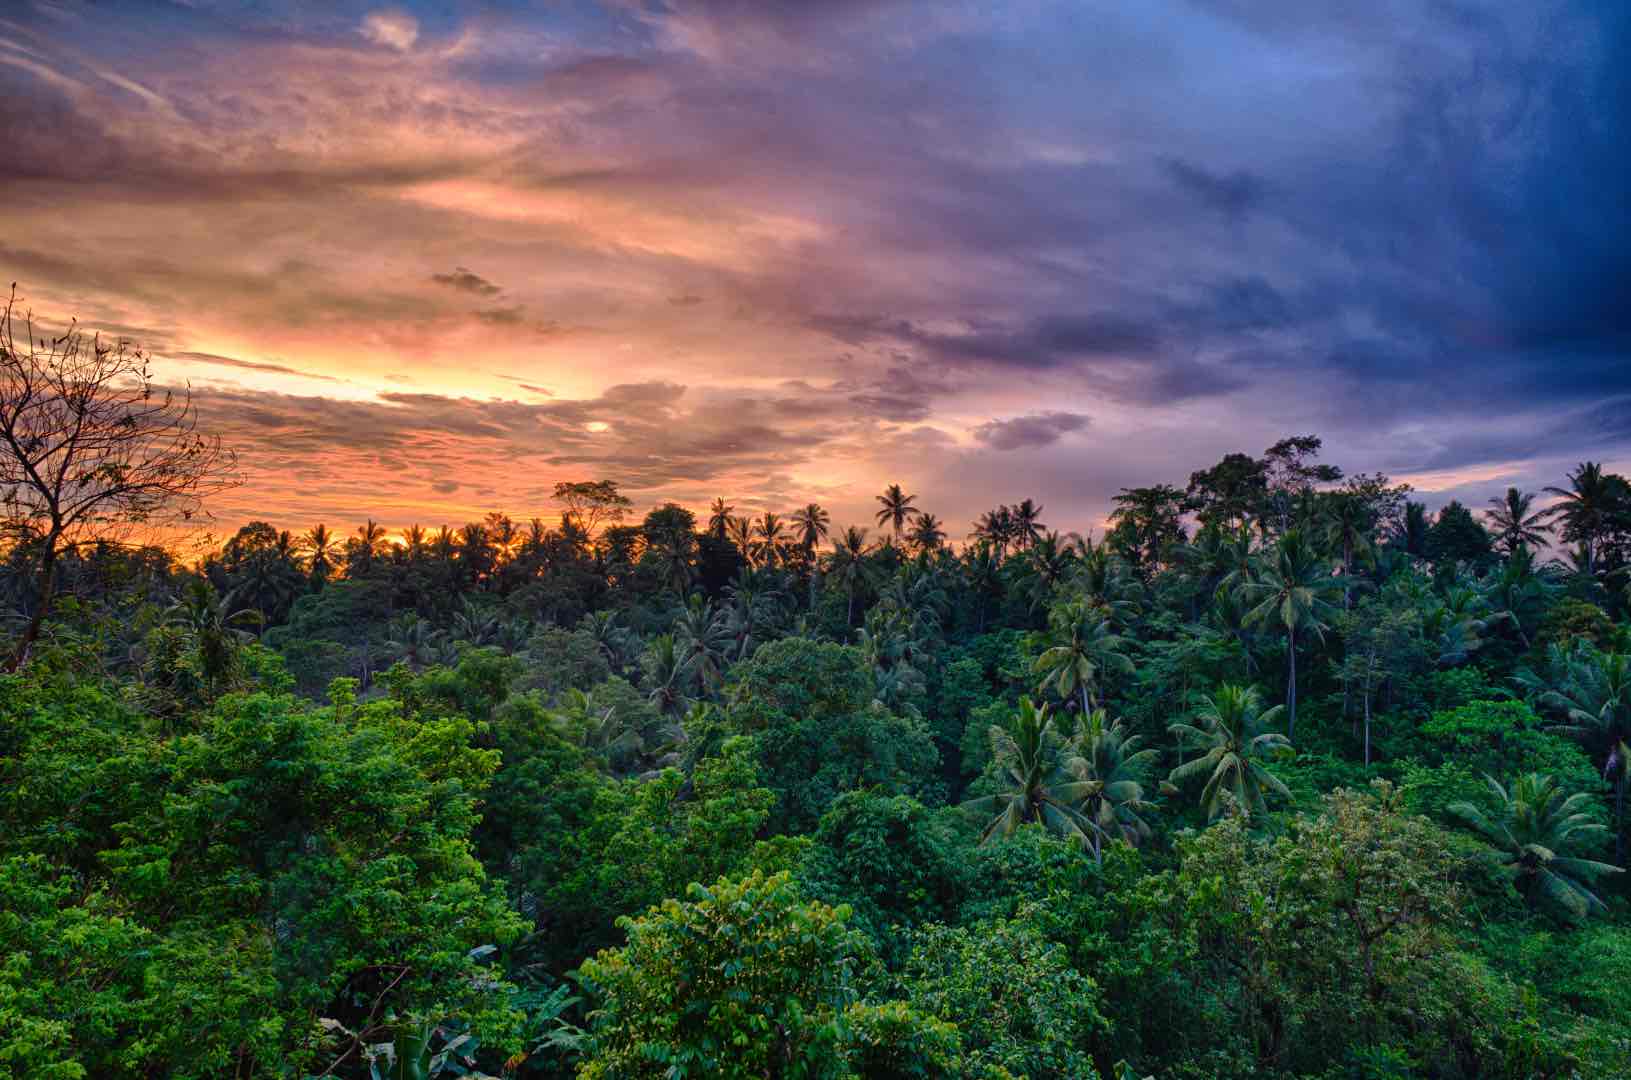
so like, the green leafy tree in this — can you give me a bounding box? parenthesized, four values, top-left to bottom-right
(894, 913, 1104, 1079)
(720, 638, 937, 832)
(575, 871, 865, 1080)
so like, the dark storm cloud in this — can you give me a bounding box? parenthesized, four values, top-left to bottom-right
(972, 411, 1091, 451)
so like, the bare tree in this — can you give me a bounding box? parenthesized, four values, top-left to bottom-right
(1, 286, 237, 669)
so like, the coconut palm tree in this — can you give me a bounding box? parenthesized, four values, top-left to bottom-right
(963, 541, 1003, 633)
(1167, 683, 1292, 821)
(642, 632, 694, 718)
(1544, 462, 1628, 577)
(674, 595, 732, 696)
(875, 483, 919, 539)
(971, 505, 1017, 561)
(1320, 492, 1375, 606)
(1526, 646, 1631, 862)
(1239, 528, 1343, 740)
(754, 511, 787, 568)
(707, 497, 734, 540)
(299, 523, 339, 587)
(726, 515, 756, 565)
(1450, 773, 1622, 920)
(1033, 601, 1134, 716)
(385, 612, 444, 669)
(166, 579, 263, 693)
(792, 503, 831, 554)
(907, 512, 947, 557)
(828, 526, 874, 627)
(960, 697, 1100, 848)
(1061, 709, 1160, 863)
(1012, 498, 1046, 551)
(1485, 487, 1552, 556)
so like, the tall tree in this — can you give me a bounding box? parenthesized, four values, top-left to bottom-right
(706, 496, 734, 540)
(1, 289, 236, 668)
(1011, 498, 1046, 550)
(875, 483, 919, 539)
(554, 479, 633, 537)
(907, 512, 947, 557)
(1544, 462, 1629, 577)
(1239, 528, 1342, 739)
(298, 523, 339, 587)
(1485, 487, 1552, 556)
(792, 502, 831, 554)
(1033, 600, 1133, 715)
(1167, 683, 1292, 821)
(828, 526, 873, 627)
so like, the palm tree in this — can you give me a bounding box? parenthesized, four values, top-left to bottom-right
(1062, 709, 1160, 863)
(828, 526, 873, 627)
(754, 511, 787, 568)
(385, 612, 444, 669)
(1033, 601, 1134, 716)
(1449, 773, 1622, 920)
(450, 597, 499, 646)
(1529, 646, 1631, 862)
(674, 596, 732, 696)
(792, 503, 831, 554)
(960, 698, 1099, 848)
(707, 497, 735, 540)
(1544, 462, 1628, 577)
(963, 541, 1003, 632)
(1012, 498, 1046, 550)
(1320, 492, 1375, 606)
(1020, 530, 1074, 610)
(642, 632, 693, 718)
(723, 568, 784, 660)
(907, 512, 947, 557)
(874, 483, 919, 539)
(971, 505, 1017, 561)
(1167, 683, 1292, 821)
(726, 515, 756, 565)
(351, 518, 389, 575)
(166, 579, 262, 693)
(1485, 487, 1552, 556)
(299, 523, 339, 587)
(1239, 529, 1342, 740)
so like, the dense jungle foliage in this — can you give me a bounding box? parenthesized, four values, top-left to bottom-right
(5, 442, 1631, 1078)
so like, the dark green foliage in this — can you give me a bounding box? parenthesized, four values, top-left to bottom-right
(721, 638, 938, 832)
(798, 792, 969, 958)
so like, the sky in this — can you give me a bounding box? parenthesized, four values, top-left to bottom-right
(2, 0, 1627, 542)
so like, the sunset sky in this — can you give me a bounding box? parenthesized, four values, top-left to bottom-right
(3, 0, 1627, 541)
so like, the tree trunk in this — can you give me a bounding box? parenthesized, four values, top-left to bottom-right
(1286, 631, 1297, 742)
(1081, 684, 1091, 719)
(7, 538, 58, 672)
(1363, 691, 1371, 769)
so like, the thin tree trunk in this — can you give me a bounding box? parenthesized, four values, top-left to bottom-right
(1363, 691, 1371, 768)
(1286, 631, 1297, 742)
(7, 539, 58, 672)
